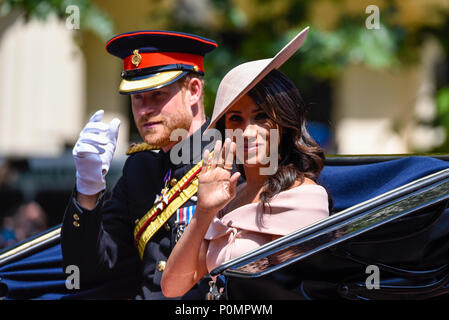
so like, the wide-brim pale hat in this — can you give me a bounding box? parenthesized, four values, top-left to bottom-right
(207, 26, 310, 131)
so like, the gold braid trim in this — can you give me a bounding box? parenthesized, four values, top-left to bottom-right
(126, 142, 159, 155)
(134, 160, 204, 260)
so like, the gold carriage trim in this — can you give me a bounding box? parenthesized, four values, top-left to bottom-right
(134, 159, 204, 260)
(126, 142, 159, 155)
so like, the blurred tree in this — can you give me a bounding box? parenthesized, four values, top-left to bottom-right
(0, 0, 114, 41)
(3, 0, 449, 151)
(143, 0, 449, 152)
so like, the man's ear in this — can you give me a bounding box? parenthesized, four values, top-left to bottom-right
(186, 77, 202, 107)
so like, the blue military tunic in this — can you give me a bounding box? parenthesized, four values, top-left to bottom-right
(61, 119, 215, 299)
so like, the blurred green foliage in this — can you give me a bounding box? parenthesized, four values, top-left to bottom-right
(434, 87, 449, 152)
(437, 87, 449, 124)
(149, 0, 449, 151)
(0, 0, 114, 40)
(3, 0, 449, 151)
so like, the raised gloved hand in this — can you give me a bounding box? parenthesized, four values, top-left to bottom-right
(73, 110, 120, 195)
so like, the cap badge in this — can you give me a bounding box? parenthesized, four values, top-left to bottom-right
(131, 49, 142, 67)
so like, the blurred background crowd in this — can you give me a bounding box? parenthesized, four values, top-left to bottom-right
(1, 0, 449, 248)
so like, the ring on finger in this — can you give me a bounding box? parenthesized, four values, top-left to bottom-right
(224, 165, 233, 171)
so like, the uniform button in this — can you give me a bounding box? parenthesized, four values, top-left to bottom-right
(170, 178, 178, 187)
(164, 223, 170, 231)
(73, 221, 80, 228)
(157, 260, 166, 272)
(73, 214, 80, 221)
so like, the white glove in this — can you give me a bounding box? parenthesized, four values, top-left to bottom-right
(73, 110, 121, 195)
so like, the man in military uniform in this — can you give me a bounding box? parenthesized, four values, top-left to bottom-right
(61, 31, 218, 299)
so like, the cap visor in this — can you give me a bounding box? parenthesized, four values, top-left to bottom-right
(119, 70, 186, 94)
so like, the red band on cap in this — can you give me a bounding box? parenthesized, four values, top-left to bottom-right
(123, 52, 204, 72)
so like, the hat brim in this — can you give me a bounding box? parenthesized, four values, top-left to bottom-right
(206, 26, 310, 132)
(119, 70, 187, 95)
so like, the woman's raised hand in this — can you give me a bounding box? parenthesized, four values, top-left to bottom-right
(197, 138, 241, 214)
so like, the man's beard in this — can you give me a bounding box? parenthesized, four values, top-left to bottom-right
(140, 106, 192, 148)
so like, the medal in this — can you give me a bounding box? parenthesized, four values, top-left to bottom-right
(154, 169, 172, 207)
(174, 204, 196, 242)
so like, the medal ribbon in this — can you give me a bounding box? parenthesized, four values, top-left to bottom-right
(133, 157, 209, 259)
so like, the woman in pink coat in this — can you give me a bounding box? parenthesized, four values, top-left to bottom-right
(161, 27, 330, 298)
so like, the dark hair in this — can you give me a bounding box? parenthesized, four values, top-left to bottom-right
(217, 69, 332, 214)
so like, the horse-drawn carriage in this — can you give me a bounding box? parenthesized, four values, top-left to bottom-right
(1, 155, 449, 299)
